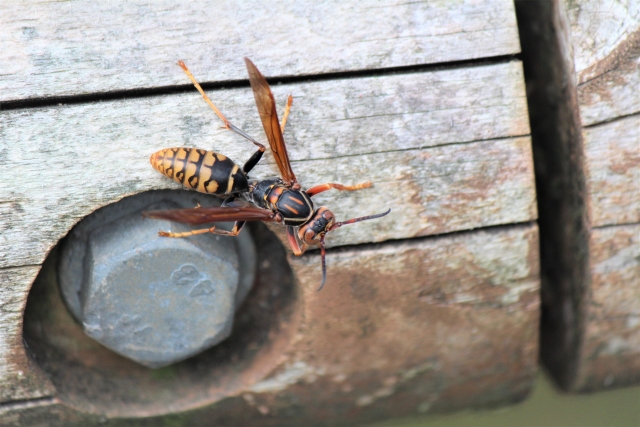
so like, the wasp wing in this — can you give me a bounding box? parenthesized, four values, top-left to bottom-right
(244, 58, 297, 186)
(143, 206, 276, 225)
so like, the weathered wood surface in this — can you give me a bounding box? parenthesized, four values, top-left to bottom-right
(0, 0, 537, 420)
(0, 61, 537, 414)
(0, 62, 534, 270)
(0, 224, 540, 426)
(0, 0, 520, 101)
(566, 0, 639, 82)
(567, 2, 640, 392)
(566, 0, 640, 125)
(584, 114, 640, 227)
(578, 224, 640, 391)
(517, 0, 639, 393)
(0, 267, 56, 402)
(577, 37, 640, 126)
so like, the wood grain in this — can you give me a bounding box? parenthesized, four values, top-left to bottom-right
(584, 114, 640, 227)
(0, 1, 536, 415)
(0, 266, 55, 402)
(577, 224, 640, 391)
(0, 62, 534, 269)
(0, 223, 540, 423)
(565, 0, 640, 82)
(533, 0, 640, 392)
(568, 1, 640, 390)
(564, 0, 640, 125)
(576, 28, 640, 126)
(0, 0, 520, 101)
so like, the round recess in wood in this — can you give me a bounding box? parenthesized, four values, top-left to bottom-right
(22, 191, 301, 417)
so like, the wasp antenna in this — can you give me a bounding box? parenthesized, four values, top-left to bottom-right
(317, 236, 327, 292)
(329, 208, 391, 232)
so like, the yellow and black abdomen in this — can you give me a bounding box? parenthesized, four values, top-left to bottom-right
(150, 147, 249, 195)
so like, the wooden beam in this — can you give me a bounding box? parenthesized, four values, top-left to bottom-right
(0, 62, 534, 269)
(578, 224, 640, 391)
(0, 0, 521, 101)
(1, 224, 540, 424)
(584, 114, 640, 227)
(0, 266, 55, 402)
(516, 0, 639, 392)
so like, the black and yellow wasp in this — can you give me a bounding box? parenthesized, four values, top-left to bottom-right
(145, 58, 389, 290)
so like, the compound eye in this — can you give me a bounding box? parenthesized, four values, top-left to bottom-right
(321, 211, 335, 229)
(303, 228, 318, 245)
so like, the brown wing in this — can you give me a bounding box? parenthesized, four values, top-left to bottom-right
(244, 58, 297, 185)
(143, 206, 276, 225)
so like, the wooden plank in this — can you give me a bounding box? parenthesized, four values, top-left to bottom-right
(0, 62, 534, 269)
(0, 0, 521, 101)
(565, 0, 640, 125)
(0, 224, 540, 423)
(0, 0, 536, 419)
(565, 0, 640, 82)
(584, 114, 640, 227)
(575, 27, 640, 126)
(243, 224, 539, 423)
(577, 224, 640, 391)
(0, 266, 56, 402)
(577, 34, 640, 126)
(528, 0, 640, 393)
(514, 0, 594, 392)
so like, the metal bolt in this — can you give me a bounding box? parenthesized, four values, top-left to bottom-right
(58, 190, 256, 368)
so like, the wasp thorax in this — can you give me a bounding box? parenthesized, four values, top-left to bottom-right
(299, 207, 335, 245)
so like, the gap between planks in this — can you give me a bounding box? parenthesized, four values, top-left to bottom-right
(0, 55, 522, 111)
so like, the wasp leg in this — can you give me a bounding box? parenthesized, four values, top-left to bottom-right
(280, 95, 293, 132)
(218, 221, 246, 237)
(305, 181, 372, 197)
(240, 96, 294, 174)
(159, 221, 246, 238)
(242, 148, 265, 174)
(178, 61, 265, 154)
(286, 225, 307, 256)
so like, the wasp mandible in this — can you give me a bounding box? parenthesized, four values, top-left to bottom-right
(144, 58, 390, 290)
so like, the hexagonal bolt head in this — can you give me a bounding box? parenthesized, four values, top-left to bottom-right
(58, 191, 256, 368)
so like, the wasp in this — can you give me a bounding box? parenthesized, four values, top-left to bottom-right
(144, 58, 390, 290)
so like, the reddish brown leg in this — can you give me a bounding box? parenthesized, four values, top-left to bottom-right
(280, 95, 293, 132)
(178, 60, 265, 152)
(286, 226, 307, 256)
(318, 236, 327, 291)
(305, 181, 372, 197)
(159, 221, 245, 238)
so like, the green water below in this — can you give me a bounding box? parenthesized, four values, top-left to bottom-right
(369, 373, 640, 427)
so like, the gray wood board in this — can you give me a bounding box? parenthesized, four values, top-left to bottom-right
(578, 223, 640, 390)
(0, 223, 539, 414)
(578, 54, 640, 126)
(0, 62, 535, 269)
(0, 0, 521, 101)
(575, 27, 640, 126)
(566, 0, 640, 125)
(565, 0, 640, 83)
(0, 266, 56, 402)
(584, 113, 640, 227)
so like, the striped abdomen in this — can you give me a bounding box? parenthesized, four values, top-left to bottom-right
(150, 147, 249, 195)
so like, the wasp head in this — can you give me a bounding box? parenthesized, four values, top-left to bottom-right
(298, 207, 335, 246)
(295, 206, 391, 292)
